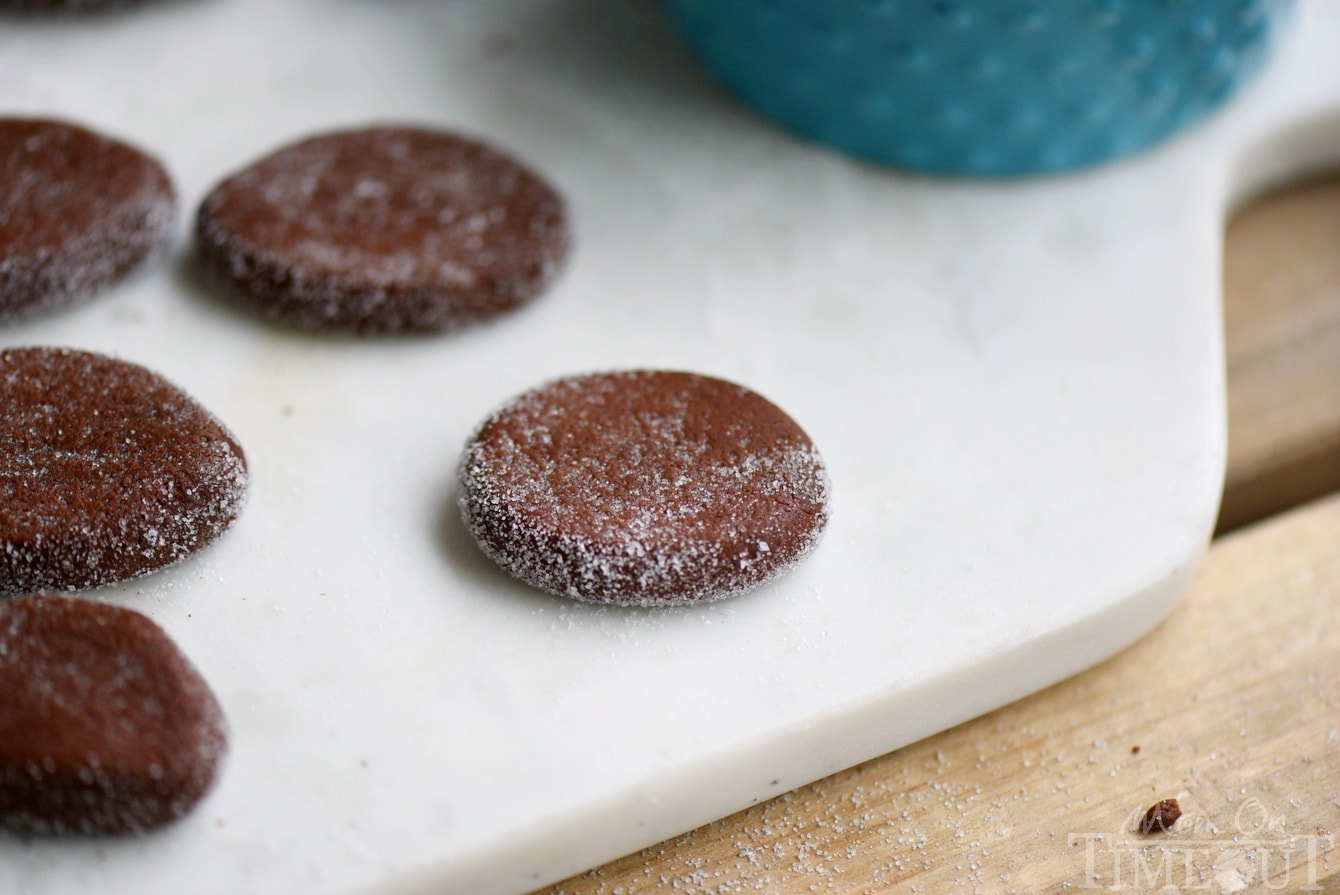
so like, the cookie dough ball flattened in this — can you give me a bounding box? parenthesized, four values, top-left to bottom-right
(196, 126, 571, 335)
(0, 118, 174, 322)
(0, 347, 249, 594)
(460, 371, 830, 606)
(0, 593, 227, 835)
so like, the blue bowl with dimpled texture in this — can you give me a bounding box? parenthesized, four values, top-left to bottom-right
(659, 0, 1295, 176)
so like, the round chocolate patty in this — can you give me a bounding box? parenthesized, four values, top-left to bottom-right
(0, 592, 227, 835)
(195, 125, 570, 335)
(459, 370, 830, 606)
(0, 118, 174, 322)
(0, 347, 248, 594)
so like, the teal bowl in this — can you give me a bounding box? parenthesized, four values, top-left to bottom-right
(660, 0, 1295, 176)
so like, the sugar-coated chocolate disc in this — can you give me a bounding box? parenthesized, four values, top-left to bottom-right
(459, 370, 830, 606)
(0, 592, 227, 835)
(0, 347, 248, 594)
(195, 125, 570, 335)
(0, 117, 174, 322)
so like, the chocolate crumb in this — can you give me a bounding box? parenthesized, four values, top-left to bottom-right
(1131, 745, 1140, 754)
(1141, 798, 1181, 834)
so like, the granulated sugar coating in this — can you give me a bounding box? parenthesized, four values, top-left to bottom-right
(0, 593, 227, 835)
(0, 347, 249, 594)
(0, 118, 174, 322)
(459, 370, 830, 606)
(195, 125, 570, 335)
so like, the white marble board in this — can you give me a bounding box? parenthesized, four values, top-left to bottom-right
(1, 1, 1339, 893)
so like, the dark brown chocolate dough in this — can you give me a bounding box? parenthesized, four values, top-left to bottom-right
(0, 118, 174, 321)
(1141, 798, 1182, 834)
(0, 592, 227, 835)
(195, 125, 570, 335)
(0, 347, 248, 594)
(459, 370, 830, 606)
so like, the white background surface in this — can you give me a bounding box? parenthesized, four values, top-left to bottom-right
(2, 1, 1339, 893)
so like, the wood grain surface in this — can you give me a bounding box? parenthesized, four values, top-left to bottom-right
(1221, 174, 1340, 532)
(537, 177, 1340, 894)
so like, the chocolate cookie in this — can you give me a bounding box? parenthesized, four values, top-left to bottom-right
(0, 118, 174, 322)
(195, 125, 570, 335)
(0, 347, 248, 594)
(0, 592, 227, 835)
(459, 370, 830, 606)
